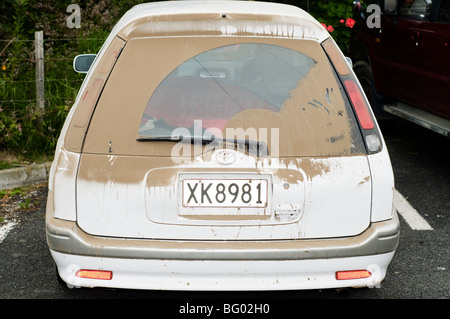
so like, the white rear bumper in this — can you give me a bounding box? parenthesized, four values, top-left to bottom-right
(52, 250, 394, 291)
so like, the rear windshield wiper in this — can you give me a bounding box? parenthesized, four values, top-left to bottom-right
(136, 135, 212, 144)
(137, 135, 268, 156)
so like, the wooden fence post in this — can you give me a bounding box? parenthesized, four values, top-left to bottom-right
(34, 31, 45, 118)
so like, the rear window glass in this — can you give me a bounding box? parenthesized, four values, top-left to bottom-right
(83, 37, 365, 157)
(140, 44, 316, 136)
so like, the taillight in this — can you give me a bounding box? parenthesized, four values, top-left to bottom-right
(336, 270, 371, 280)
(344, 80, 374, 130)
(322, 37, 381, 154)
(76, 269, 113, 280)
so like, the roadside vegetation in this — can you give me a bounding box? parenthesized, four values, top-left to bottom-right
(0, 0, 357, 165)
(0, 182, 47, 223)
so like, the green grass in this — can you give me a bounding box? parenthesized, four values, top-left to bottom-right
(0, 159, 13, 170)
(0, 187, 26, 199)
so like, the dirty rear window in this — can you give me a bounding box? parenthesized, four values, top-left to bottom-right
(139, 44, 316, 136)
(83, 37, 365, 157)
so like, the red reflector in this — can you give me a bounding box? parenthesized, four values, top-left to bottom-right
(76, 269, 113, 280)
(336, 270, 371, 280)
(344, 80, 374, 130)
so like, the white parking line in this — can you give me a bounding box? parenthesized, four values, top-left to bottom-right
(394, 189, 433, 230)
(0, 219, 18, 243)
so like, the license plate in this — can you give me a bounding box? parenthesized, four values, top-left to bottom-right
(182, 179, 268, 208)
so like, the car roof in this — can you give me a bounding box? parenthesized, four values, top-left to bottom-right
(110, 0, 329, 42)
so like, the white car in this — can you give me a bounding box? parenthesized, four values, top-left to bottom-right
(46, 0, 399, 291)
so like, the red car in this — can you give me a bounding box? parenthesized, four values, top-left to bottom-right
(350, 0, 450, 136)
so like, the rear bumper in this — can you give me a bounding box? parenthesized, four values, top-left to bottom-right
(50, 249, 395, 290)
(46, 211, 399, 261)
(46, 211, 400, 290)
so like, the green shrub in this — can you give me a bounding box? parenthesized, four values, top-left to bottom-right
(1, 0, 124, 160)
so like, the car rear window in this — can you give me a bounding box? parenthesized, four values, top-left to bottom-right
(82, 37, 365, 157)
(139, 43, 316, 136)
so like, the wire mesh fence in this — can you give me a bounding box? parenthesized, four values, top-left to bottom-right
(0, 34, 105, 155)
(1, 35, 105, 110)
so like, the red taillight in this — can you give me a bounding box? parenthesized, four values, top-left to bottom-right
(336, 270, 371, 280)
(75, 269, 113, 280)
(322, 38, 382, 153)
(344, 80, 374, 130)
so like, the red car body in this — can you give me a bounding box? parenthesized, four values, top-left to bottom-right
(350, 0, 450, 121)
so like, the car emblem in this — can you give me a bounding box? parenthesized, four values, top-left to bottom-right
(214, 149, 236, 165)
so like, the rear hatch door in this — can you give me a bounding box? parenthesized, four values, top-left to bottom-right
(76, 37, 371, 240)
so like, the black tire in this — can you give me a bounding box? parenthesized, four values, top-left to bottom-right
(353, 60, 392, 119)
